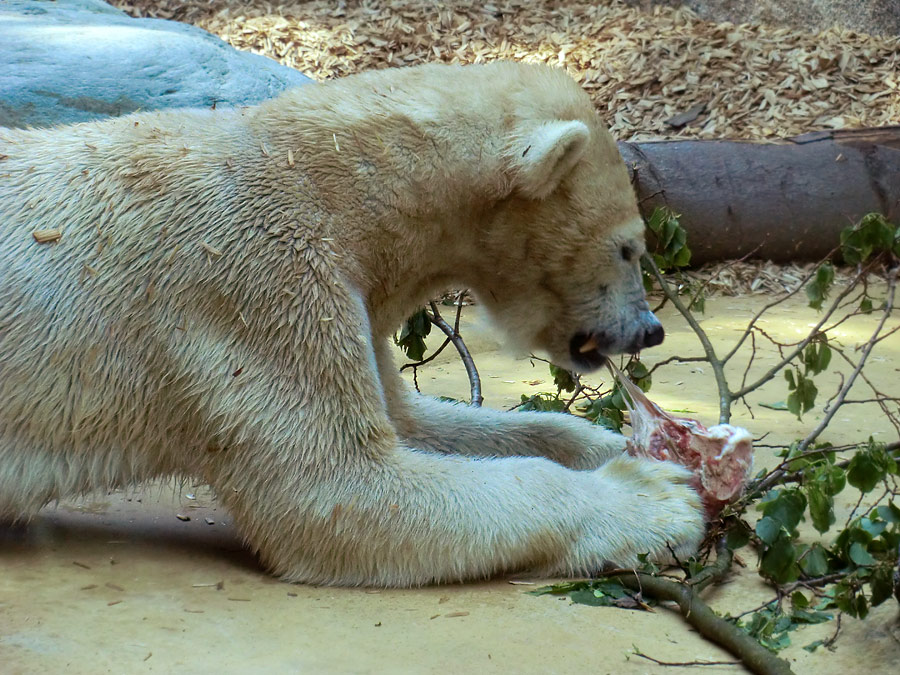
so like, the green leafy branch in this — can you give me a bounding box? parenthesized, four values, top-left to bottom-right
(530, 210, 899, 669)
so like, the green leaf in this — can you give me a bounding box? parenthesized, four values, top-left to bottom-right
(803, 341, 832, 376)
(858, 516, 887, 539)
(790, 608, 833, 625)
(849, 542, 877, 567)
(726, 522, 752, 550)
(841, 213, 897, 264)
(786, 371, 818, 421)
(625, 360, 652, 392)
(636, 553, 661, 575)
(532, 578, 651, 611)
(756, 516, 782, 545)
(688, 290, 705, 314)
(860, 297, 874, 313)
(569, 588, 615, 606)
(529, 580, 591, 596)
(831, 582, 862, 617)
(644, 208, 690, 271)
(805, 263, 834, 311)
(847, 445, 889, 493)
(759, 489, 807, 533)
(875, 503, 900, 524)
(870, 564, 895, 606)
(549, 364, 577, 393)
(518, 393, 567, 413)
(396, 308, 432, 361)
(784, 369, 796, 388)
(760, 534, 799, 584)
(805, 482, 835, 533)
(673, 244, 692, 267)
(799, 544, 830, 577)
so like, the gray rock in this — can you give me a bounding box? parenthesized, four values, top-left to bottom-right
(1, 0, 312, 128)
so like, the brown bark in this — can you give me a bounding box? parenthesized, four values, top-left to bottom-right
(619, 127, 900, 264)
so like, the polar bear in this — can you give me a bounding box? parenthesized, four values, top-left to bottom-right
(0, 62, 703, 586)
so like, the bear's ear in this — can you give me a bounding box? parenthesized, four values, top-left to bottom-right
(509, 120, 590, 199)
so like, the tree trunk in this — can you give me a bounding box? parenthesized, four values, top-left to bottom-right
(619, 127, 900, 264)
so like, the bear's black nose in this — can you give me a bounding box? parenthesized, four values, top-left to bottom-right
(626, 312, 665, 353)
(642, 322, 665, 348)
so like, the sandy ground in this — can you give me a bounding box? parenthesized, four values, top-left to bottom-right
(1, 293, 899, 674)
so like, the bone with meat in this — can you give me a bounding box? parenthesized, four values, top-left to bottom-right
(610, 363, 754, 519)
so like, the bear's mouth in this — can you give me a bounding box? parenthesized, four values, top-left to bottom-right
(569, 332, 609, 371)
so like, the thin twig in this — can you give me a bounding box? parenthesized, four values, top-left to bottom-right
(822, 613, 843, 650)
(645, 255, 732, 423)
(645, 354, 708, 377)
(796, 269, 897, 453)
(730, 263, 877, 402)
(426, 301, 483, 407)
(632, 650, 741, 668)
(721, 249, 840, 365)
(400, 335, 453, 372)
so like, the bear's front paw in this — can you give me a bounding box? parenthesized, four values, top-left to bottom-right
(550, 455, 705, 575)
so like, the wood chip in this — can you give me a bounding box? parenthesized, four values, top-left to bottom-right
(33, 228, 62, 244)
(200, 241, 223, 257)
(664, 103, 707, 129)
(444, 611, 470, 618)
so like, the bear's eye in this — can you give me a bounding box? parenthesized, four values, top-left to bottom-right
(620, 245, 635, 262)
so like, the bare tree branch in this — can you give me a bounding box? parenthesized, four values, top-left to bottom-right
(426, 300, 483, 407)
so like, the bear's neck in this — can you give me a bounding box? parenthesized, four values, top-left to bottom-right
(251, 100, 509, 338)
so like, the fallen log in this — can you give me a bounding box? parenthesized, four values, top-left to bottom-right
(619, 127, 900, 264)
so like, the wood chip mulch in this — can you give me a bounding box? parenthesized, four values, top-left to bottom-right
(114, 0, 899, 141)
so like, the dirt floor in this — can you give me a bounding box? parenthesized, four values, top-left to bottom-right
(2, 293, 898, 674)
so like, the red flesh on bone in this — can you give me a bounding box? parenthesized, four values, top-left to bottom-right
(610, 364, 754, 519)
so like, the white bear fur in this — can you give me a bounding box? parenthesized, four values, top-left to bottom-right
(0, 62, 703, 586)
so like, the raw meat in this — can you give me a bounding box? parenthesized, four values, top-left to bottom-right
(610, 363, 754, 519)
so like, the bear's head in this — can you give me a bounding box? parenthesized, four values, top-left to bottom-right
(472, 73, 663, 373)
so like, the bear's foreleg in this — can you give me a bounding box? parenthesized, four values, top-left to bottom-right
(397, 394, 626, 470)
(212, 436, 704, 587)
(374, 340, 624, 470)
